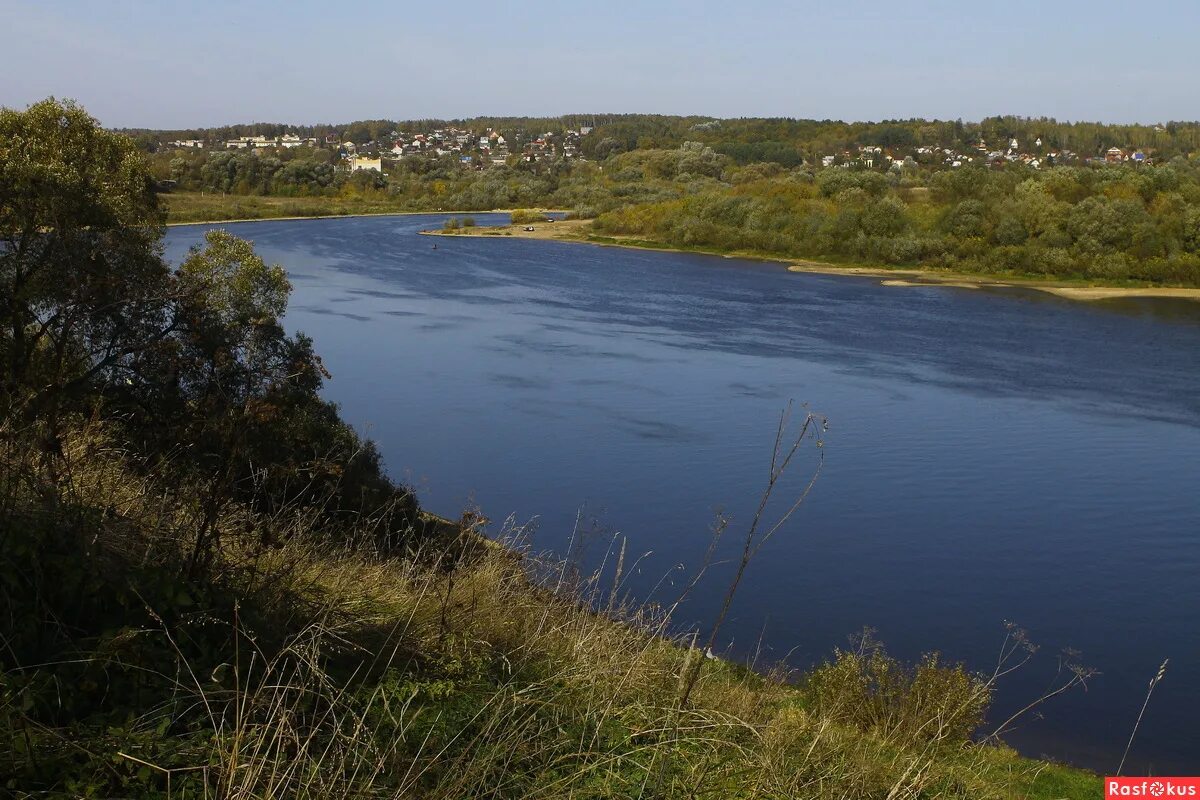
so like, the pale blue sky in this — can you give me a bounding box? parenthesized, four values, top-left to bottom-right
(2, 0, 1196, 128)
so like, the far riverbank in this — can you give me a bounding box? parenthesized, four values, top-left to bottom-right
(162, 191, 565, 226)
(424, 220, 1200, 302)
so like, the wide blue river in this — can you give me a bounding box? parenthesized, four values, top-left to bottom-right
(166, 214, 1200, 773)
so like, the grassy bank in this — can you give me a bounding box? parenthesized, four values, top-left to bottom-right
(1, 425, 1101, 798)
(161, 191, 421, 224)
(162, 192, 567, 226)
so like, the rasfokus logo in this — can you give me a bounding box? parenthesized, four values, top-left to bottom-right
(1106, 778, 1200, 798)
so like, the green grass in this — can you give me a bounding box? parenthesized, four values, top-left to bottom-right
(161, 193, 567, 226)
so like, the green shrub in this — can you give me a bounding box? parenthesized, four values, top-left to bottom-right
(510, 209, 547, 224)
(803, 639, 990, 746)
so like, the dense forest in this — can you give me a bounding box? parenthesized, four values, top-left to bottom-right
(1, 99, 1104, 797)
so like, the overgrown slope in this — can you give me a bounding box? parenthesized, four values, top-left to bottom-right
(0, 428, 1099, 798)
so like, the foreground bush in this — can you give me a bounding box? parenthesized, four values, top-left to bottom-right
(805, 640, 990, 746)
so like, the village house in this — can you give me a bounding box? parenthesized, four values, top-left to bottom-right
(279, 134, 317, 148)
(856, 145, 882, 167)
(348, 155, 382, 172)
(330, 121, 584, 168)
(224, 135, 277, 149)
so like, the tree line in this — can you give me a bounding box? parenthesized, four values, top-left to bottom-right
(581, 116, 1200, 164)
(130, 112, 1200, 162)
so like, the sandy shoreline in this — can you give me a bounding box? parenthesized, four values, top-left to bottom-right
(788, 264, 1200, 301)
(880, 278, 983, 289)
(420, 218, 592, 241)
(1036, 286, 1200, 300)
(424, 221, 1200, 303)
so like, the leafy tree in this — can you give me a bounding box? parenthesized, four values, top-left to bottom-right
(940, 200, 988, 239)
(348, 167, 386, 192)
(860, 196, 911, 237)
(1, 99, 423, 571)
(992, 215, 1029, 246)
(1182, 206, 1200, 252)
(0, 98, 170, 431)
(132, 231, 418, 571)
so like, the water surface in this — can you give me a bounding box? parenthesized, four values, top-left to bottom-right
(166, 215, 1200, 772)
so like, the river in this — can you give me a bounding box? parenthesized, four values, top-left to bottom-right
(165, 213, 1200, 773)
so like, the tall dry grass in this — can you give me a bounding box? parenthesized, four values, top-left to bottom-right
(0, 424, 1100, 798)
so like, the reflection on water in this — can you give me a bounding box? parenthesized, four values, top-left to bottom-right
(166, 215, 1200, 773)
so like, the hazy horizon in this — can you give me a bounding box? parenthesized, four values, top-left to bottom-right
(2, 0, 1198, 129)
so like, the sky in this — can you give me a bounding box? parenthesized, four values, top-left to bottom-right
(2, 0, 1197, 129)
